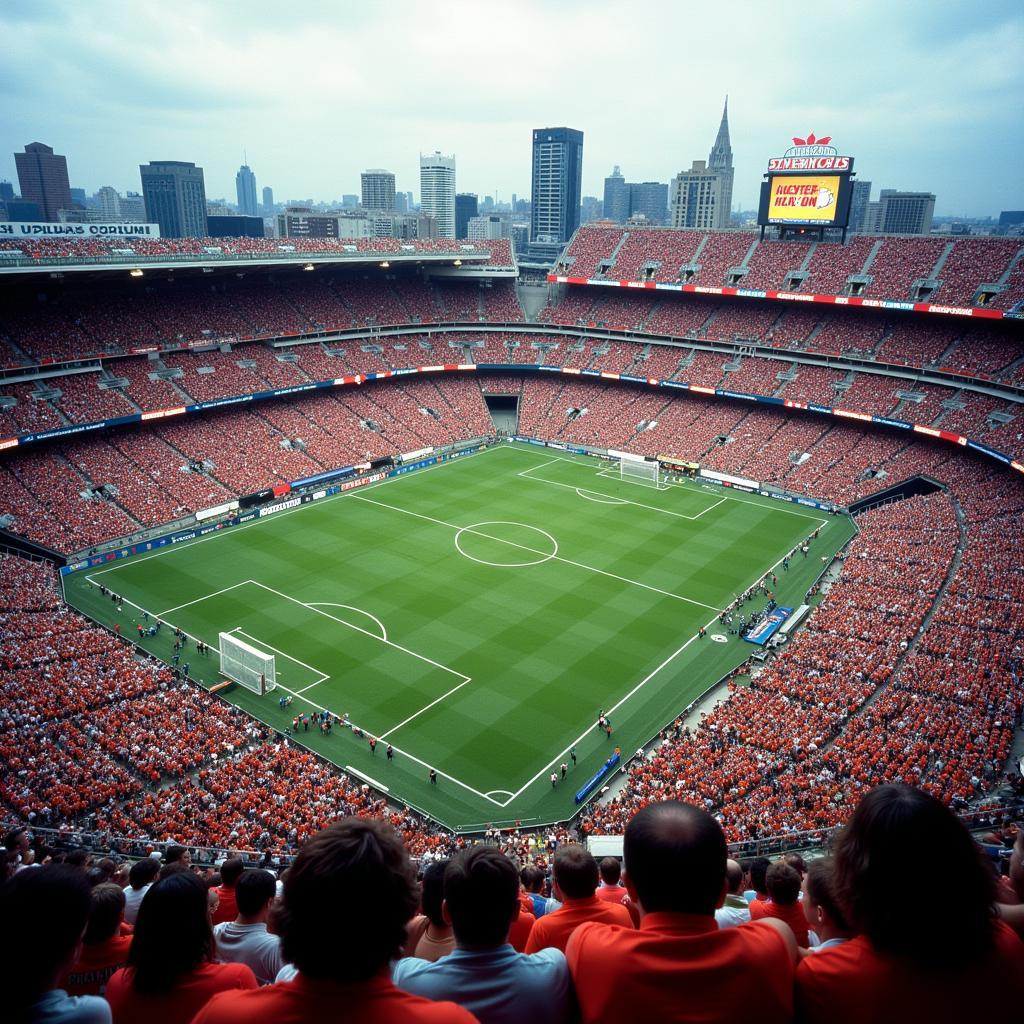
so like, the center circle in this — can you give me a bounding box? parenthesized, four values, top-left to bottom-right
(454, 521, 559, 568)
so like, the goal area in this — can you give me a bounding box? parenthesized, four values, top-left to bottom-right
(219, 631, 276, 694)
(619, 456, 660, 488)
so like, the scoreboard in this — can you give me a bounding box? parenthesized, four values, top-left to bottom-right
(758, 135, 855, 230)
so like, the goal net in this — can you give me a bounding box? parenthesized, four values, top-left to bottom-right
(218, 632, 276, 694)
(619, 457, 660, 488)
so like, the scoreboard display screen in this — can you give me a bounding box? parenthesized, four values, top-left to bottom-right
(758, 172, 853, 228)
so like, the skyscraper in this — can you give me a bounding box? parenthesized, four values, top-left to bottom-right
(361, 170, 397, 210)
(706, 97, 734, 227)
(262, 186, 274, 215)
(97, 186, 122, 221)
(628, 182, 669, 225)
(531, 127, 584, 245)
(140, 160, 208, 238)
(235, 164, 258, 216)
(419, 152, 456, 238)
(455, 193, 479, 238)
(603, 166, 628, 224)
(849, 180, 872, 232)
(14, 142, 73, 221)
(876, 190, 935, 235)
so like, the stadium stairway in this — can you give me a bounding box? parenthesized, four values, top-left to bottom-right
(604, 230, 633, 278)
(859, 238, 887, 281)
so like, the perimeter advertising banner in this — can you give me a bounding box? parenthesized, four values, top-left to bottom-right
(0, 221, 162, 238)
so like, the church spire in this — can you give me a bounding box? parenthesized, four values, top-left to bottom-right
(708, 95, 732, 171)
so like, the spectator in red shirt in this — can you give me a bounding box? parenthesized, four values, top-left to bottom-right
(191, 818, 477, 1024)
(800, 857, 853, 954)
(65, 883, 133, 996)
(106, 872, 256, 1024)
(750, 862, 810, 946)
(566, 800, 797, 1023)
(796, 784, 1024, 1023)
(595, 857, 639, 926)
(211, 857, 243, 926)
(525, 845, 633, 953)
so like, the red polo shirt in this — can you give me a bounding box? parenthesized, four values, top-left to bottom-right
(750, 898, 810, 947)
(566, 912, 793, 1023)
(211, 885, 238, 926)
(596, 882, 640, 926)
(525, 894, 634, 954)
(507, 907, 535, 952)
(795, 924, 1024, 1024)
(64, 933, 133, 996)
(190, 971, 478, 1024)
(107, 960, 257, 1024)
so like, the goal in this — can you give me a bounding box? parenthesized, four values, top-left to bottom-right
(619, 457, 660, 489)
(218, 632, 276, 694)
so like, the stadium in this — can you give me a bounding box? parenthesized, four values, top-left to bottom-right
(3, 141, 1024, 1023)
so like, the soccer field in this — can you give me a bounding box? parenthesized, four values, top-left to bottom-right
(64, 442, 856, 831)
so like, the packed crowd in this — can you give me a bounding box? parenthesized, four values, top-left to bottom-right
(3, 787, 1024, 1024)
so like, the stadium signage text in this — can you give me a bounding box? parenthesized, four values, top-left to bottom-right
(768, 134, 852, 173)
(0, 221, 162, 237)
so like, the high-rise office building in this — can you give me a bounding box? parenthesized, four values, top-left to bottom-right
(530, 127, 584, 245)
(120, 192, 146, 222)
(419, 152, 456, 238)
(455, 193, 479, 238)
(0, 181, 14, 204)
(262, 186, 274, 215)
(706, 97, 734, 227)
(876, 190, 935, 235)
(628, 182, 669, 225)
(361, 169, 397, 210)
(235, 164, 258, 216)
(140, 160, 208, 238)
(849, 180, 872, 232)
(96, 186, 122, 221)
(670, 99, 734, 230)
(603, 166, 629, 224)
(14, 142, 73, 221)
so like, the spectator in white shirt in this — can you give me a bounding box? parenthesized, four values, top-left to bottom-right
(715, 859, 752, 929)
(123, 858, 160, 926)
(213, 869, 284, 984)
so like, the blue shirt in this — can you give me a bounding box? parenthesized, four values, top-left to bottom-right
(27, 990, 111, 1024)
(392, 944, 572, 1024)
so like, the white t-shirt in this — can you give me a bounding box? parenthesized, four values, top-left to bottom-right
(122, 883, 152, 926)
(213, 921, 285, 985)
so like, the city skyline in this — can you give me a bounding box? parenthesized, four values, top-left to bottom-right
(1, 1, 1022, 217)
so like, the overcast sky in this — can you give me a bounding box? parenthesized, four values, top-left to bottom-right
(1, 0, 1021, 216)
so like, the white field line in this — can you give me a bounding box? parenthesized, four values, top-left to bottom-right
(379, 678, 472, 740)
(351, 494, 719, 612)
(248, 581, 470, 683)
(495, 516, 830, 807)
(158, 580, 254, 617)
(689, 497, 727, 519)
(229, 627, 330, 689)
(520, 463, 713, 520)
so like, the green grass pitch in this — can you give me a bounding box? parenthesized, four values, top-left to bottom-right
(63, 442, 856, 831)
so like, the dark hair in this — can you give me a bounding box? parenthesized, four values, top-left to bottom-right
(0, 865, 92, 1014)
(784, 852, 807, 876)
(624, 800, 726, 915)
(749, 857, 771, 895)
(65, 849, 91, 870)
(834, 784, 996, 968)
(419, 860, 449, 928)
(235, 869, 277, 917)
(599, 857, 621, 885)
(804, 858, 850, 932)
(766, 862, 801, 906)
(126, 871, 214, 993)
(128, 857, 160, 890)
(158, 861, 191, 879)
(220, 857, 245, 887)
(553, 845, 599, 900)
(2, 827, 27, 851)
(520, 865, 543, 893)
(725, 859, 744, 894)
(164, 845, 189, 865)
(278, 818, 417, 981)
(444, 847, 519, 947)
(84, 882, 126, 944)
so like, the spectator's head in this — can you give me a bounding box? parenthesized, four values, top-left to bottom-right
(834, 784, 995, 968)
(766, 862, 801, 907)
(220, 856, 244, 888)
(159, 861, 191, 879)
(784, 853, 807, 877)
(1010, 826, 1024, 901)
(623, 801, 726, 916)
(552, 845, 599, 901)
(83, 883, 126, 945)
(802, 857, 851, 939)
(126, 871, 214, 994)
(164, 845, 191, 868)
(2, 827, 29, 858)
(94, 858, 117, 884)
(278, 818, 417, 982)
(235, 869, 277, 921)
(520, 865, 544, 894)
(748, 857, 771, 896)
(128, 856, 160, 891)
(443, 847, 519, 948)
(599, 857, 622, 886)
(725, 858, 744, 895)
(65, 849, 91, 871)
(419, 860, 449, 929)
(0, 865, 92, 1014)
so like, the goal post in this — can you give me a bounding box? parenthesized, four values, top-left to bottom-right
(218, 632, 276, 694)
(619, 456, 660, 488)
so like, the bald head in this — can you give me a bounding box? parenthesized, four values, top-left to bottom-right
(623, 801, 727, 916)
(725, 859, 744, 895)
